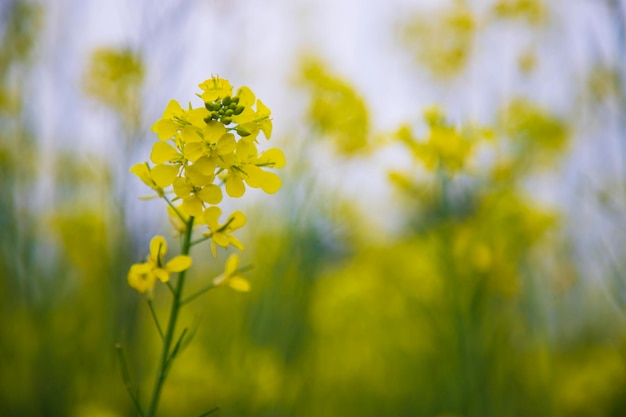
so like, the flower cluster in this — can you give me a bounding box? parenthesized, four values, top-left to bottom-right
(128, 76, 285, 294)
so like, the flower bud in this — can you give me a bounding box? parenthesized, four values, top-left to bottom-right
(222, 116, 232, 125)
(222, 96, 232, 106)
(225, 109, 234, 116)
(234, 105, 245, 115)
(235, 125, 251, 136)
(231, 96, 240, 104)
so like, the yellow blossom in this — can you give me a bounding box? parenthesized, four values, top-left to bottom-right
(127, 236, 192, 294)
(202, 207, 246, 257)
(212, 254, 250, 292)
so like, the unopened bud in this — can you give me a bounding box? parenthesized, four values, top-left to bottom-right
(222, 96, 232, 106)
(234, 105, 245, 115)
(222, 116, 232, 125)
(235, 125, 251, 136)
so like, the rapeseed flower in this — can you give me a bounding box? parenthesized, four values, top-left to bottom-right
(127, 236, 192, 294)
(212, 254, 250, 292)
(203, 207, 247, 257)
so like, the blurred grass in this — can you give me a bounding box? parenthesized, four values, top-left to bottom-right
(1, 1, 626, 416)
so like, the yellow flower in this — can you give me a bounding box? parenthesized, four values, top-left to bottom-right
(202, 207, 246, 257)
(127, 236, 192, 294)
(221, 143, 285, 198)
(151, 99, 208, 142)
(172, 176, 222, 218)
(212, 254, 250, 292)
(231, 86, 273, 140)
(129, 162, 173, 197)
(198, 76, 233, 102)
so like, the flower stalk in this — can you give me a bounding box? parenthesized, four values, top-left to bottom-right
(145, 216, 194, 417)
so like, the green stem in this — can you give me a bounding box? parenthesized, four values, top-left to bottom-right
(145, 216, 195, 417)
(115, 344, 145, 417)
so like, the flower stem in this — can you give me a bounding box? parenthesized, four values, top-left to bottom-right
(145, 216, 195, 417)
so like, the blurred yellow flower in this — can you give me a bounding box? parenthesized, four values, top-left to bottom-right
(299, 59, 370, 154)
(127, 236, 192, 294)
(212, 254, 250, 292)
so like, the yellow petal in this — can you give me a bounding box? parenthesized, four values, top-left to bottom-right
(256, 99, 271, 117)
(154, 268, 170, 283)
(213, 232, 229, 247)
(203, 206, 222, 229)
(162, 99, 183, 118)
(184, 142, 205, 162)
(166, 255, 192, 272)
(259, 171, 281, 194)
(151, 164, 178, 188)
(204, 121, 227, 144)
(236, 86, 255, 106)
(150, 236, 167, 261)
(152, 119, 178, 140)
(197, 184, 222, 204)
(182, 196, 203, 218)
(224, 254, 239, 276)
(228, 235, 244, 251)
(193, 156, 217, 176)
(128, 264, 155, 293)
(259, 118, 272, 140)
(181, 125, 202, 143)
(216, 133, 236, 155)
(130, 163, 153, 186)
(151, 141, 180, 164)
(187, 107, 210, 127)
(229, 277, 250, 292)
(172, 177, 192, 198)
(256, 148, 286, 168)
(227, 211, 247, 230)
(186, 163, 213, 187)
(225, 173, 245, 198)
(236, 139, 258, 160)
(242, 165, 265, 188)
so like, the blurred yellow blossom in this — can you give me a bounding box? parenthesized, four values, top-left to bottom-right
(401, 1, 476, 78)
(127, 236, 192, 294)
(212, 254, 250, 292)
(83, 47, 144, 127)
(299, 58, 370, 154)
(492, 0, 546, 25)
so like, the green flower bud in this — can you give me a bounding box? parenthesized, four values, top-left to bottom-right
(231, 96, 240, 104)
(225, 109, 234, 116)
(205, 101, 220, 111)
(235, 125, 251, 137)
(222, 116, 232, 125)
(234, 105, 245, 115)
(204, 116, 212, 124)
(222, 96, 232, 106)
(211, 111, 220, 119)
(228, 102, 237, 110)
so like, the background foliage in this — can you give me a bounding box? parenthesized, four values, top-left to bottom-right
(1, 0, 626, 416)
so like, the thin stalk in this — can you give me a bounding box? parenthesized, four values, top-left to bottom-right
(115, 344, 145, 417)
(147, 299, 164, 340)
(145, 216, 195, 417)
(197, 406, 220, 416)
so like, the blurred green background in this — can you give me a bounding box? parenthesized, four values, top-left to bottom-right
(2, 0, 626, 416)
